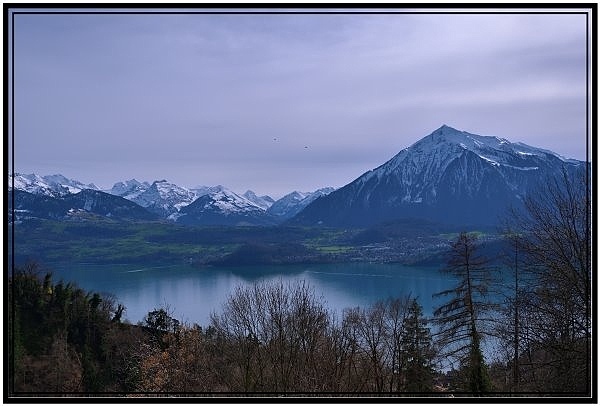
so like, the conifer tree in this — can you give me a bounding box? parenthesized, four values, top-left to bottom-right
(433, 232, 494, 393)
(400, 299, 435, 392)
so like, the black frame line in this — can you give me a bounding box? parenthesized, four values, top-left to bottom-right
(4, 3, 596, 402)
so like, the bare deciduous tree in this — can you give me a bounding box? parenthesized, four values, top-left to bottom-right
(502, 168, 591, 393)
(210, 280, 330, 392)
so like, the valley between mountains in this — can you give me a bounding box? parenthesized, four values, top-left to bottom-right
(9, 125, 586, 267)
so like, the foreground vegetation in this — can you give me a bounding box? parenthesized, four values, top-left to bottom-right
(8, 264, 438, 394)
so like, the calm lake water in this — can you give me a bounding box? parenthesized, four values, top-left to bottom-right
(47, 262, 458, 327)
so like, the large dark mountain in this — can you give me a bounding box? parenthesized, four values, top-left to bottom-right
(290, 125, 585, 228)
(9, 189, 158, 222)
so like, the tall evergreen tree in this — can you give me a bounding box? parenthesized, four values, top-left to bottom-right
(433, 232, 494, 393)
(400, 299, 435, 392)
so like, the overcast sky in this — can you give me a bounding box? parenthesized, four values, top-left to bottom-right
(10, 9, 589, 198)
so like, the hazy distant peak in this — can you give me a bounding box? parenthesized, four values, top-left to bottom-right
(267, 187, 335, 219)
(243, 190, 275, 210)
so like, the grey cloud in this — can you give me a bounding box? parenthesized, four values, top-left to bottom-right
(13, 11, 589, 196)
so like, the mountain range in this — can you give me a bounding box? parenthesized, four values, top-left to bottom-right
(8, 125, 586, 228)
(9, 173, 335, 226)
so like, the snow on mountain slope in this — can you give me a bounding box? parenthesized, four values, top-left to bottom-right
(205, 188, 265, 213)
(268, 188, 335, 220)
(11, 173, 57, 196)
(129, 180, 198, 217)
(10, 188, 158, 222)
(63, 189, 158, 221)
(357, 124, 577, 204)
(176, 186, 276, 226)
(364, 124, 575, 186)
(10, 173, 98, 197)
(243, 190, 275, 210)
(268, 191, 308, 218)
(191, 185, 225, 198)
(42, 174, 99, 194)
(108, 179, 151, 200)
(291, 125, 585, 227)
(105, 181, 279, 223)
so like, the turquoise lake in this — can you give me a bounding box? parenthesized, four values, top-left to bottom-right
(45, 262, 459, 327)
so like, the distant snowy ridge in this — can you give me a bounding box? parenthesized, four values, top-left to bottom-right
(129, 180, 198, 217)
(9, 188, 158, 223)
(10, 173, 98, 197)
(201, 187, 266, 214)
(176, 186, 277, 226)
(106, 179, 332, 223)
(243, 190, 275, 210)
(9, 172, 334, 224)
(268, 188, 335, 220)
(108, 179, 151, 200)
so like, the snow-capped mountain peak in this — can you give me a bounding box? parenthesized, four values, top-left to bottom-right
(176, 185, 276, 226)
(362, 125, 577, 189)
(10, 173, 98, 197)
(131, 179, 198, 217)
(108, 179, 151, 200)
(243, 190, 275, 210)
(191, 185, 226, 198)
(412, 124, 573, 165)
(42, 174, 98, 193)
(201, 188, 265, 213)
(267, 187, 335, 219)
(292, 125, 585, 227)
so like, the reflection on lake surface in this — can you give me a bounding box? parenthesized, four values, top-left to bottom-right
(47, 262, 457, 327)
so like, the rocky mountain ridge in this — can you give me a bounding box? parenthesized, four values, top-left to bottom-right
(290, 125, 585, 227)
